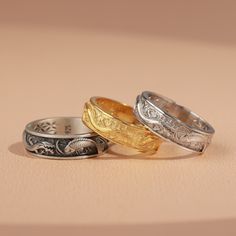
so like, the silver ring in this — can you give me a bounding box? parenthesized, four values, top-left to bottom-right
(23, 117, 109, 159)
(134, 91, 215, 153)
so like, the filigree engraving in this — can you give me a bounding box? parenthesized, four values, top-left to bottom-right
(83, 102, 160, 152)
(135, 97, 208, 152)
(24, 133, 55, 155)
(24, 131, 105, 157)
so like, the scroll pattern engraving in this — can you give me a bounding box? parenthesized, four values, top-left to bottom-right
(83, 102, 161, 152)
(135, 98, 210, 152)
(23, 131, 107, 157)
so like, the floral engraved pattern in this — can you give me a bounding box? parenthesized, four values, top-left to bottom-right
(33, 121, 57, 134)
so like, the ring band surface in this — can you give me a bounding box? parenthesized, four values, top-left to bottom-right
(134, 91, 215, 153)
(82, 97, 161, 153)
(23, 117, 109, 159)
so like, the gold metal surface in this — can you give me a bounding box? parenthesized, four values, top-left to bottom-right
(82, 97, 161, 153)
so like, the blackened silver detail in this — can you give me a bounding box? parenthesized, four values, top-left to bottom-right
(134, 91, 215, 153)
(23, 117, 109, 159)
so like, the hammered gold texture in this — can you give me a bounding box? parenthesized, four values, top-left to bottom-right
(82, 101, 161, 153)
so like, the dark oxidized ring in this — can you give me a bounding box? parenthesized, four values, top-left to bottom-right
(23, 117, 109, 159)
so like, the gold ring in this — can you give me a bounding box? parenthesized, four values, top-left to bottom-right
(82, 97, 162, 153)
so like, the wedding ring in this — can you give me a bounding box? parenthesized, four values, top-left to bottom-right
(134, 91, 215, 153)
(23, 117, 109, 159)
(82, 97, 161, 153)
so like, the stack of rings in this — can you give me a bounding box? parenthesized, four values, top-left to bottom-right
(23, 91, 215, 159)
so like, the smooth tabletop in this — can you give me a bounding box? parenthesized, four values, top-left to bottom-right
(0, 1, 236, 235)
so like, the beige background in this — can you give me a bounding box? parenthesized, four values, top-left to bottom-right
(0, 1, 236, 235)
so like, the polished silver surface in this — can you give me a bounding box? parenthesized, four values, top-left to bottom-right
(23, 117, 109, 159)
(134, 91, 215, 153)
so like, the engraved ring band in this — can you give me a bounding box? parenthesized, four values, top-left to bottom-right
(134, 91, 215, 153)
(23, 117, 109, 159)
(82, 97, 162, 153)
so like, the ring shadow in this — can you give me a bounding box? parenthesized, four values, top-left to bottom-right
(101, 143, 199, 160)
(8, 142, 28, 158)
(103, 139, 230, 160)
(8, 140, 227, 161)
(8, 141, 205, 161)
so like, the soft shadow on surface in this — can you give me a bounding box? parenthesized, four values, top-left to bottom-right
(8, 142, 27, 158)
(8, 141, 198, 161)
(101, 143, 199, 160)
(203, 141, 233, 159)
(0, 0, 236, 44)
(8, 141, 227, 161)
(1, 219, 236, 236)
